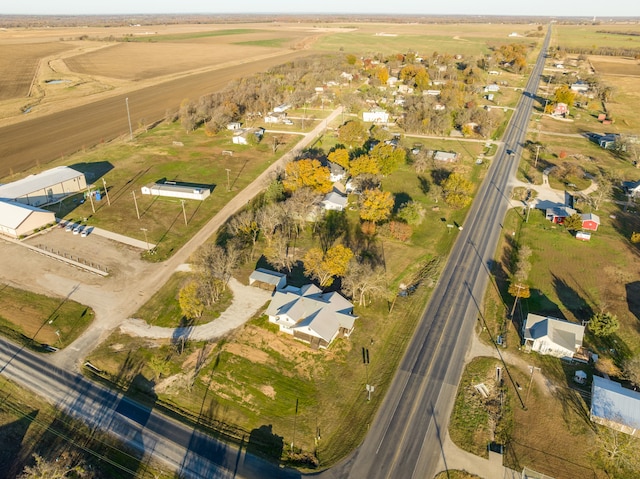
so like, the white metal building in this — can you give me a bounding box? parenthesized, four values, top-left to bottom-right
(0, 166, 86, 207)
(141, 182, 211, 201)
(0, 200, 56, 238)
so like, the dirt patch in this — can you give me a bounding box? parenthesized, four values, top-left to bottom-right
(260, 384, 276, 399)
(224, 342, 271, 365)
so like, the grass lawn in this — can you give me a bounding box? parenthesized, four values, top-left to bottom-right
(132, 272, 233, 328)
(0, 376, 173, 478)
(0, 284, 94, 350)
(39, 122, 298, 262)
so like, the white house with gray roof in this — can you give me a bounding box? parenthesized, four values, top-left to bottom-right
(265, 284, 357, 349)
(523, 313, 585, 358)
(591, 376, 640, 437)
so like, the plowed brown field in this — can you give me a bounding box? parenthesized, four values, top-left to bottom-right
(0, 22, 322, 178)
(0, 42, 73, 100)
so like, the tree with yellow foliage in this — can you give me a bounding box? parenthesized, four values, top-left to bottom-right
(328, 147, 350, 170)
(283, 159, 332, 194)
(359, 189, 394, 223)
(303, 244, 354, 287)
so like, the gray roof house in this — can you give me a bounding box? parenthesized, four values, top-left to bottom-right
(622, 180, 640, 198)
(322, 190, 348, 212)
(265, 284, 357, 349)
(590, 376, 640, 437)
(523, 313, 585, 358)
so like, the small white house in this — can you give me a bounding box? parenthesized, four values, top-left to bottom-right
(226, 122, 242, 130)
(484, 84, 500, 93)
(434, 151, 458, 162)
(363, 108, 389, 123)
(322, 191, 348, 211)
(524, 313, 585, 358)
(273, 104, 291, 113)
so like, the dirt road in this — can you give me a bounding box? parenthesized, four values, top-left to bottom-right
(0, 50, 309, 177)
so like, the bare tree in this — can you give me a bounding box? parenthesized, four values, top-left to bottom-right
(342, 260, 387, 307)
(264, 231, 295, 273)
(256, 203, 286, 245)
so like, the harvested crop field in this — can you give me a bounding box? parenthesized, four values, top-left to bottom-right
(65, 41, 286, 81)
(0, 42, 73, 100)
(590, 55, 640, 77)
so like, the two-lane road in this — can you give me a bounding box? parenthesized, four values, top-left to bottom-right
(339, 28, 551, 479)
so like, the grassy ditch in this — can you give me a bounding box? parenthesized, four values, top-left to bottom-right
(0, 284, 94, 351)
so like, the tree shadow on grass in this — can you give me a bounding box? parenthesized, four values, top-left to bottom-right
(0, 408, 38, 478)
(552, 273, 594, 321)
(625, 281, 640, 323)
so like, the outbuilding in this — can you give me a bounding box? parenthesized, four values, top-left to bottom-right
(581, 213, 600, 231)
(0, 166, 86, 207)
(0, 200, 55, 239)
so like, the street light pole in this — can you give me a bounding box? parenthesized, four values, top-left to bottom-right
(102, 178, 111, 206)
(125, 97, 133, 141)
(225, 168, 231, 192)
(132, 190, 140, 220)
(140, 227, 149, 251)
(181, 200, 188, 226)
(525, 366, 541, 407)
(86, 186, 95, 213)
(534, 144, 541, 168)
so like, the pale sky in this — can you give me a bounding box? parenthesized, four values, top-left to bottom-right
(2, 1, 638, 18)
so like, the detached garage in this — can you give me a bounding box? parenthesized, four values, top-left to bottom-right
(0, 201, 55, 239)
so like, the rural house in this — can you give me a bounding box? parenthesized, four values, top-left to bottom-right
(590, 376, 640, 437)
(363, 107, 389, 123)
(321, 190, 348, 212)
(523, 313, 585, 358)
(232, 127, 265, 145)
(266, 284, 357, 349)
(434, 151, 459, 162)
(328, 162, 346, 183)
(570, 81, 589, 93)
(552, 102, 569, 117)
(580, 213, 600, 231)
(622, 179, 640, 198)
(484, 84, 500, 93)
(545, 205, 576, 224)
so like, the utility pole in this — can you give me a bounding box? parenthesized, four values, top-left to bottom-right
(525, 366, 541, 407)
(291, 398, 299, 452)
(534, 144, 541, 168)
(362, 347, 373, 401)
(102, 178, 111, 206)
(132, 190, 140, 220)
(181, 199, 188, 226)
(125, 97, 133, 141)
(526, 201, 532, 223)
(86, 186, 95, 213)
(510, 283, 525, 317)
(140, 227, 149, 251)
(225, 168, 231, 192)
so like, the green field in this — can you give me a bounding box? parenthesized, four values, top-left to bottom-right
(554, 24, 640, 51)
(47, 122, 297, 262)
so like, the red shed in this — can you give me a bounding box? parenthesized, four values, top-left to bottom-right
(581, 213, 600, 231)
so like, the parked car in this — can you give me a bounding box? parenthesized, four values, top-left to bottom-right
(81, 227, 91, 238)
(65, 222, 76, 232)
(73, 225, 83, 235)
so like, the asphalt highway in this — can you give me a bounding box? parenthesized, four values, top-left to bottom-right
(333, 28, 552, 479)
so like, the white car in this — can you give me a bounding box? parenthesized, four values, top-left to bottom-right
(81, 227, 91, 238)
(65, 222, 76, 232)
(73, 225, 83, 235)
